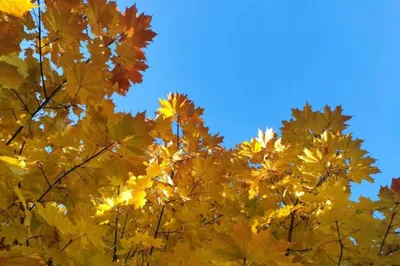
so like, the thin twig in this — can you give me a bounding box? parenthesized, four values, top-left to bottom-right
(146, 115, 181, 265)
(335, 221, 344, 266)
(379, 202, 398, 255)
(12, 89, 30, 114)
(286, 248, 312, 254)
(148, 205, 165, 257)
(61, 233, 87, 252)
(37, 0, 47, 98)
(39, 164, 51, 187)
(18, 141, 25, 155)
(287, 214, 295, 243)
(311, 166, 332, 192)
(0, 202, 16, 214)
(287, 198, 299, 243)
(269, 179, 287, 206)
(29, 142, 114, 210)
(124, 251, 132, 265)
(121, 211, 130, 240)
(176, 115, 180, 149)
(5, 32, 125, 146)
(385, 246, 400, 256)
(203, 214, 223, 226)
(6, 81, 65, 145)
(113, 187, 120, 262)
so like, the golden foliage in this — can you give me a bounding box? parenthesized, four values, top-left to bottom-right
(0, 1, 398, 265)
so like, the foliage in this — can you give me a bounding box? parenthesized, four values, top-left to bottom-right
(0, 1, 399, 265)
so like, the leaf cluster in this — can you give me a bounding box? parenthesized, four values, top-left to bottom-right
(0, 1, 399, 265)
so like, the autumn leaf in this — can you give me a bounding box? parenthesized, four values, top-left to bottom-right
(390, 177, 400, 195)
(0, 1, 395, 265)
(0, 0, 36, 18)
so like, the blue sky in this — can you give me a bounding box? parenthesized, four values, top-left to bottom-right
(115, 0, 400, 200)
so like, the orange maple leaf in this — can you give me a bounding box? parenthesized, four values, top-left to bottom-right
(390, 177, 400, 195)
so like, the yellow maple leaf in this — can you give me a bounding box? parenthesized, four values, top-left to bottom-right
(159, 242, 212, 266)
(36, 203, 74, 235)
(119, 232, 163, 255)
(298, 148, 320, 163)
(0, 250, 44, 266)
(212, 224, 293, 265)
(158, 93, 196, 119)
(118, 173, 154, 209)
(0, 21, 23, 56)
(0, 61, 24, 88)
(0, 0, 36, 18)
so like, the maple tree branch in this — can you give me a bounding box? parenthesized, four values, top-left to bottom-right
(287, 215, 295, 243)
(311, 166, 332, 192)
(124, 251, 132, 265)
(0, 202, 16, 214)
(61, 233, 87, 252)
(148, 205, 165, 258)
(37, 0, 47, 98)
(385, 246, 400, 256)
(5, 32, 123, 146)
(272, 231, 279, 240)
(12, 89, 30, 114)
(379, 202, 398, 255)
(6, 81, 66, 146)
(147, 116, 181, 264)
(38, 164, 51, 187)
(30, 142, 114, 210)
(287, 198, 299, 243)
(41, 37, 59, 49)
(176, 115, 180, 148)
(203, 214, 223, 226)
(30, 82, 66, 119)
(113, 187, 120, 262)
(340, 229, 360, 243)
(292, 217, 305, 230)
(18, 141, 25, 155)
(286, 247, 312, 255)
(120, 211, 130, 240)
(269, 179, 287, 206)
(27, 234, 52, 240)
(335, 221, 344, 266)
(106, 224, 122, 233)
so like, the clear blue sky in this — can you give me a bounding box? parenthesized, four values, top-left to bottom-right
(114, 0, 400, 200)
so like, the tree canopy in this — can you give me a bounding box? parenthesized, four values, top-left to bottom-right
(0, 1, 399, 265)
